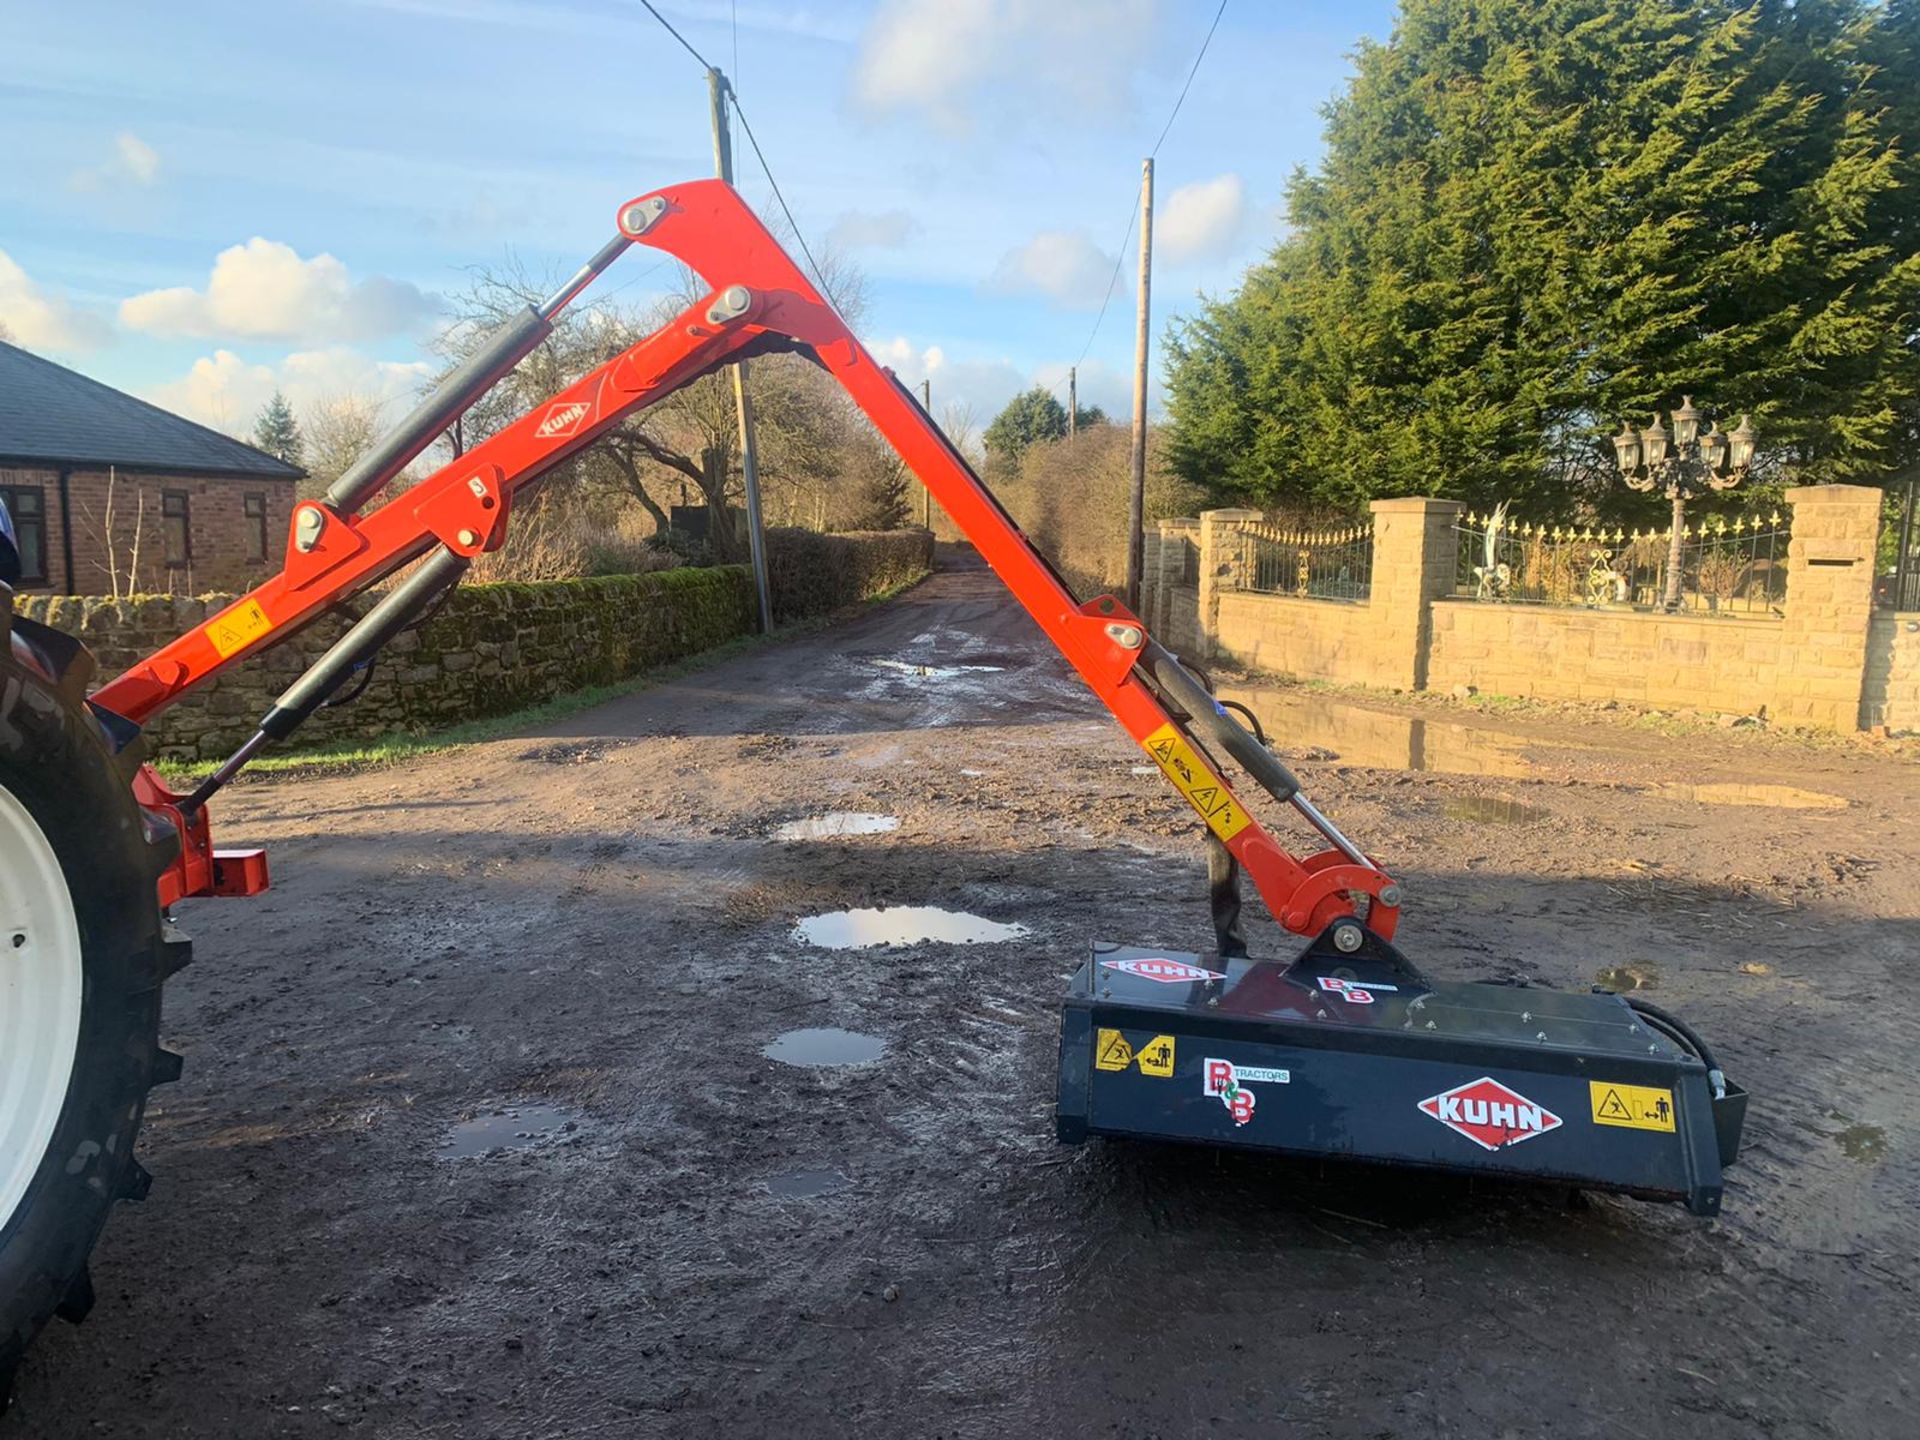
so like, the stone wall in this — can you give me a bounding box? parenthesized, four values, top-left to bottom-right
(1214, 591, 1389, 684)
(16, 528, 934, 761)
(1143, 486, 1908, 733)
(1864, 613, 1920, 731)
(1427, 604, 1782, 713)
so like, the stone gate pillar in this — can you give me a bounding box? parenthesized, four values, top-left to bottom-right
(1367, 497, 1464, 691)
(1197, 508, 1261, 660)
(1778, 484, 1883, 730)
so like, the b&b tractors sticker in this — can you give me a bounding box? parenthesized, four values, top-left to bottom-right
(1317, 976, 1398, 1005)
(1418, 1076, 1562, 1151)
(1204, 1058, 1289, 1127)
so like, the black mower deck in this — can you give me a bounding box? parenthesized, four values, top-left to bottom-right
(1057, 937, 1745, 1215)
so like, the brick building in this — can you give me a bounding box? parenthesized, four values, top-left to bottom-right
(0, 340, 302, 595)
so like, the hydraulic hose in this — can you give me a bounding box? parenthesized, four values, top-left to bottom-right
(1141, 641, 1300, 804)
(1622, 994, 1727, 1099)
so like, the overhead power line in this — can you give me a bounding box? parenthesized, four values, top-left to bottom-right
(635, 0, 711, 69)
(632, 1, 831, 303)
(1066, 0, 1230, 380)
(1150, 0, 1228, 160)
(729, 92, 830, 298)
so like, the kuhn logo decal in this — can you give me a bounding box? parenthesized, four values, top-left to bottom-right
(535, 400, 592, 439)
(1418, 1076, 1562, 1151)
(1099, 957, 1225, 985)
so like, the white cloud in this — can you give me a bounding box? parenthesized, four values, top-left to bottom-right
(143, 347, 432, 433)
(119, 238, 438, 343)
(68, 131, 162, 192)
(0, 250, 106, 352)
(826, 209, 919, 251)
(1158, 173, 1246, 264)
(870, 334, 1108, 425)
(116, 133, 161, 185)
(870, 337, 1155, 425)
(985, 230, 1116, 311)
(853, 0, 1159, 132)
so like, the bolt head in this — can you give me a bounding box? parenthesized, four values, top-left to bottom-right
(705, 286, 752, 324)
(620, 197, 666, 235)
(1331, 920, 1364, 954)
(457, 528, 480, 548)
(293, 506, 326, 553)
(1378, 883, 1402, 907)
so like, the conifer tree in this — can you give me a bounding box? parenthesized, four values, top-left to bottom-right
(252, 391, 305, 469)
(1166, 0, 1920, 514)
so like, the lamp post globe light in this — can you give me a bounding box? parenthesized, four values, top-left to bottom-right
(1611, 397, 1757, 611)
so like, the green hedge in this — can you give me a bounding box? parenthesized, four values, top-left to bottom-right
(764, 527, 934, 622)
(17, 533, 929, 761)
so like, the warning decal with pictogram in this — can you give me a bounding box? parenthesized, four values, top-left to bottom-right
(1588, 1080, 1676, 1133)
(1094, 1028, 1176, 1078)
(1095, 1030, 1134, 1072)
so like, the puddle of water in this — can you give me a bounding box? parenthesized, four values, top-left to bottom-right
(1444, 794, 1549, 825)
(871, 658, 1005, 681)
(793, 906, 1030, 949)
(1214, 685, 1537, 778)
(768, 1167, 849, 1197)
(762, 1028, 887, 1067)
(439, 1102, 579, 1159)
(1835, 1123, 1887, 1164)
(520, 740, 617, 765)
(1660, 782, 1848, 811)
(1594, 964, 1658, 991)
(774, 812, 901, 841)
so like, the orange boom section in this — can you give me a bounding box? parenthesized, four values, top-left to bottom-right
(94, 180, 1400, 939)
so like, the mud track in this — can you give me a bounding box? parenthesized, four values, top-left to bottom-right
(16, 550, 1919, 1437)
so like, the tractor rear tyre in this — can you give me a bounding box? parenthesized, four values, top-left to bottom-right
(0, 633, 185, 1411)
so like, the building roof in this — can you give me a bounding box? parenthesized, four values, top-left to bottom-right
(0, 341, 304, 480)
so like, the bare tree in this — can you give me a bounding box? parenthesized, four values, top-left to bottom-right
(300, 392, 389, 502)
(73, 466, 152, 598)
(427, 224, 885, 566)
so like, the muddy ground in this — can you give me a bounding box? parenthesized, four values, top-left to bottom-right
(15, 549, 1920, 1438)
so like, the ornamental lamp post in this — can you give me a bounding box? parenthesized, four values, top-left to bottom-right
(1612, 396, 1756, 611)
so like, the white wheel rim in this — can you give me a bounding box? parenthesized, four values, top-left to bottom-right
(0, 784, 84, 1233)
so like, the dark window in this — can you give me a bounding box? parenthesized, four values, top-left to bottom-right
(244, 492, 269, 563)
(0, 484, 48, 586)
(162, 490, 191, 568)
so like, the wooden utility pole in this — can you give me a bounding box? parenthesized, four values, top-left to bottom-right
(1125, 158, 1153, 612)
(921, 378, 933, 528)
(1068, 366, 1078, 439)
(708, 67, 773, 633)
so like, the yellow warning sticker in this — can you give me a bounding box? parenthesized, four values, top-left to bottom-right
(1142, 723, 1251, 842)
(1589, 1081, 1676, 1133)
(1094, 1028, 1176, 1078)
(206, 598, 273, 659)
(1133, 1034, 1176, 1078)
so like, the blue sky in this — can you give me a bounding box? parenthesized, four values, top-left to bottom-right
(0, 0, 1397, 438)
